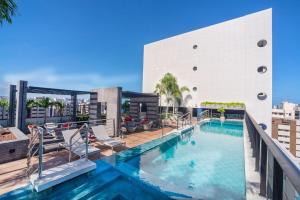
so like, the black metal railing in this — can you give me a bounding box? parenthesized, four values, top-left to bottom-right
(245, 112, 300, 199)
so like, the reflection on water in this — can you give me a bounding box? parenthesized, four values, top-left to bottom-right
(126, 120, 245, 200)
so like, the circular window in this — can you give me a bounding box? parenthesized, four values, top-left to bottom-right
(193, 87, 197, 91)
(259, 123, 267, 131)
(193, 66, 197, 71)
(257, 39, 267, 47)
(257, 66, 267, 73)
(257, 92, 267, 100)
(193, 45, 198, 49)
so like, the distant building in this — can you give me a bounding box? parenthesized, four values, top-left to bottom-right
(272, 101, 300, 120)
(27, 97, 74, 118)
(272, 118, 300, 162)
(78, 101, 90, 115)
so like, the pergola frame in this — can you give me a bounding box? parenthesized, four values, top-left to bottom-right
(11, 80, 93, 132)
(121, 90, 159, 124)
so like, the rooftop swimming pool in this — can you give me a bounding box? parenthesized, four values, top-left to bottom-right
(0, 120, 245, 200)
(125, 120, 245, 199)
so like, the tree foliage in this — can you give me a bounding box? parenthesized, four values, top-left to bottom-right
(0, 0, 17, 25)
(26, 98, 70, 123)
(154, 73, 190, 114)
(0, 98, 9, 119)
(201, 101, 245, 108)
(0, 98, 8, 108)
(217, 107, 225, 114)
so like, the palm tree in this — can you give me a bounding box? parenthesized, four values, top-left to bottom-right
(154, 73, 190, 116)
(35, 97, 53, 124)
(121, 100, 130, 114)
(173, 85, 190, 111)
(0, 0, 17, 25)
(154, 82, 166, 114)
(0, 99, 9, 119)
(26, 99, 38, 118)
(53, 101, 65, 122)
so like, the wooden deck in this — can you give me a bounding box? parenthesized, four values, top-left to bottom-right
(0, 127, 173, 195)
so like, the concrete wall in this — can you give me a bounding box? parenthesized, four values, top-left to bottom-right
(0, 127, 29, 164)
(91, 87, 121, 136)
(143, 9, 272, 134)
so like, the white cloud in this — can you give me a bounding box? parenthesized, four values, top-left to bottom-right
(0, 67, 139, 95)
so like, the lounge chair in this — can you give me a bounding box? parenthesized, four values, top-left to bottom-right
(126, 121, 137, 133)
(91, 125, 125, 152)
(143, 121, 153, 130)
(44, 123, 57, 137)
(61, 129, 100, 159)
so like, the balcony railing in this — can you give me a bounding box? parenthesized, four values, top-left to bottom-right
(245, 112, 300, 199)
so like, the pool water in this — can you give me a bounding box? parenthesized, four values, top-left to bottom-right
(0, 120, 245, 200)
(126, 120, 245, 199)
(0, 162, 170, 200)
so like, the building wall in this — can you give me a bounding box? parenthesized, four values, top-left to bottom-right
(272, 118, 300, 162)
(143, 9, 272, 134)
(272, 102, 300, 120)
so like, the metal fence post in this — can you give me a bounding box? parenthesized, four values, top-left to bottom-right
(113, 119, 116, 137)
(161, 118, 164, 137)
(38, 127, 43, 179)
(260, 140, 267, 196)
(85, 123, 88, 160)
(69, 138, 72, 162)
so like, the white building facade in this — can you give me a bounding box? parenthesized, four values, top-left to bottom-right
(143, 9, 272, 133)
(272, 101, 300, 120)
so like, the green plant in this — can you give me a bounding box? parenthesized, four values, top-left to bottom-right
(26, 99, 38, 118)
(122, 100, 130, 114)
(76, 114, 89, 122)
(217, 107, 225, 115)
(154, 73, 190, 116)
(201, 101, 245, 109)
(53, 101, 65, 122)
(0, 0, 17, 25)
(0, 98, 8, 119)
(35, 97, 53, 123)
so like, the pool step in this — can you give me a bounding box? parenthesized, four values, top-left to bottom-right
(43, 143, 64, 153)
(30, 159, 96, 192)
(114, 162, 193, 199)
(48, 168, 121, 200)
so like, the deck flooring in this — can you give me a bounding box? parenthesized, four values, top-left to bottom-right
(0, 127, 173, 195)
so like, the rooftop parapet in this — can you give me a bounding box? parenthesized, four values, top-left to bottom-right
(245, 112, 300, 199)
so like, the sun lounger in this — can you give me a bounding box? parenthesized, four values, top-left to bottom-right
(143, 121, 153, 130)
(44, 123, 57, 137)
(126, 121, 137, 133)
(91, 125, 125, 152)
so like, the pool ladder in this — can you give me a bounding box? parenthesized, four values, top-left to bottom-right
(27, 126, 44, 179)
(176, 112, 192, 130)
(197, 110, 210, 122)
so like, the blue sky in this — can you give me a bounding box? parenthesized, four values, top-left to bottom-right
(0, 0, 299, 105)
